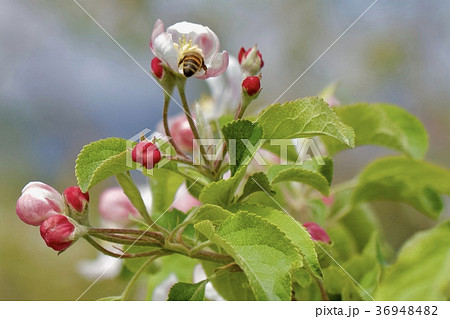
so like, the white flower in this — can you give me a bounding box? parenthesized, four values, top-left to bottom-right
(150, 19, 229, 79)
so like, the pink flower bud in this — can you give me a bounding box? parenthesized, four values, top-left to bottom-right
(40, 215, 76, 251)
(303, 222, 331, 244)
(98, 187, 140, 225)
(170, 114, 195, 153)
(238, 45, 264, 76)
(132, 141, 162, 169)
(16, 182, 64, 226)
(63, 186, 89, 213)
(172, 184, 201, 213)
(242, 76, 261, 96)
(151, 57, 164, 79)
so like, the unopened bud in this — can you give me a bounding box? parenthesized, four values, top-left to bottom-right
(242, 76, 261, 97)
(16, 182, 64, 226)
(151, 57, 164, 79)
(40, 215, 77, 251)
(303, 222, 331, 244)
(238, 45, 264, 76)
(63, 186, 89, 223)
(132, 141, 162, 169)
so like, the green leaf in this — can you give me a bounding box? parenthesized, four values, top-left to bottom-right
(168, 280, 207, 301)
(76, 137, 135, 192)
(321, 103, 428, 159)
(353, 156, 450, 219)
(149, 169, 184, 218)
(292, 268, 312, 288)
(221, 120, 264, 176)
(227, 203, 322, 278)
(193, 204, 232, 224)
(267, 157, 334, 196)
(199, 167, 246, 206)
(376, 221, 450, 300)
(238, 172, 276, 201)
(201, 261, 255, 300)
(256, 97, 355, 148)
(115, 172, 149, 221)
(194, 212, 301, 300)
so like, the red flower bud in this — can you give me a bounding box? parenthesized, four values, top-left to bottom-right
(242, 76, 261, 96)
(40, 215, 76, 251)
(238, 46, 264, 76)
(63, 186, 89, 213)
(16, 182, 64, 226)
(303, 222, 331, 244)
(132, 141, 162, 169)
(151, 57, 164, 79)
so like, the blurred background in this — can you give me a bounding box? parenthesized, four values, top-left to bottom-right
(1, 0, 449, 300)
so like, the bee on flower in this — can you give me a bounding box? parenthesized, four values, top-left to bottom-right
(150, 19, 229, 79)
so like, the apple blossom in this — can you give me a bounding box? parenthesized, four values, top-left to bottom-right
(132, 141, 162, 169)
(238, 45, 264, 76)
(303, 222, 331, 244)
(98, 187, 140, 225)
(40, 215, 77, 251)
(150, 19, 229, 79)
(16, 182, 64, 226)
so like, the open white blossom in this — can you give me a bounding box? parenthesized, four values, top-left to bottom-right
(151, 19, 228, 79)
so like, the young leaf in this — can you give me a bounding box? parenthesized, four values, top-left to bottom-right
(353, 156, 450, 219)
(115, 172, 149, 222)
(375, 221, 450, 300)
(221, 120, 264, 176)
(256, 97, 355, 148)
(321, 103, 428, 159)
(227, 203, 322, 278)
(199, 167, 246, 206)
(238, 172, 276, 201)
(168, 280, 207, 301)
(75, 137, 134, 192)
(194, 212, 301, 301)
(267, 157, 333, 196)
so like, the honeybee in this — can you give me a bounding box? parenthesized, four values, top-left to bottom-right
(178, 52, 207, 77)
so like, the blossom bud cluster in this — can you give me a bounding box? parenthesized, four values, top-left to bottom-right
(16, 182, 89, 251)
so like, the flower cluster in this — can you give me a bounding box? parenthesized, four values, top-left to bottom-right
(16, 182, 89, 251)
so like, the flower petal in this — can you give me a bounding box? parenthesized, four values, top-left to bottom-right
(150, 19, 165, 51)
(153, 33, 179, 72)
(193, 26, 219, 64)
(197, 51, 229, 79)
